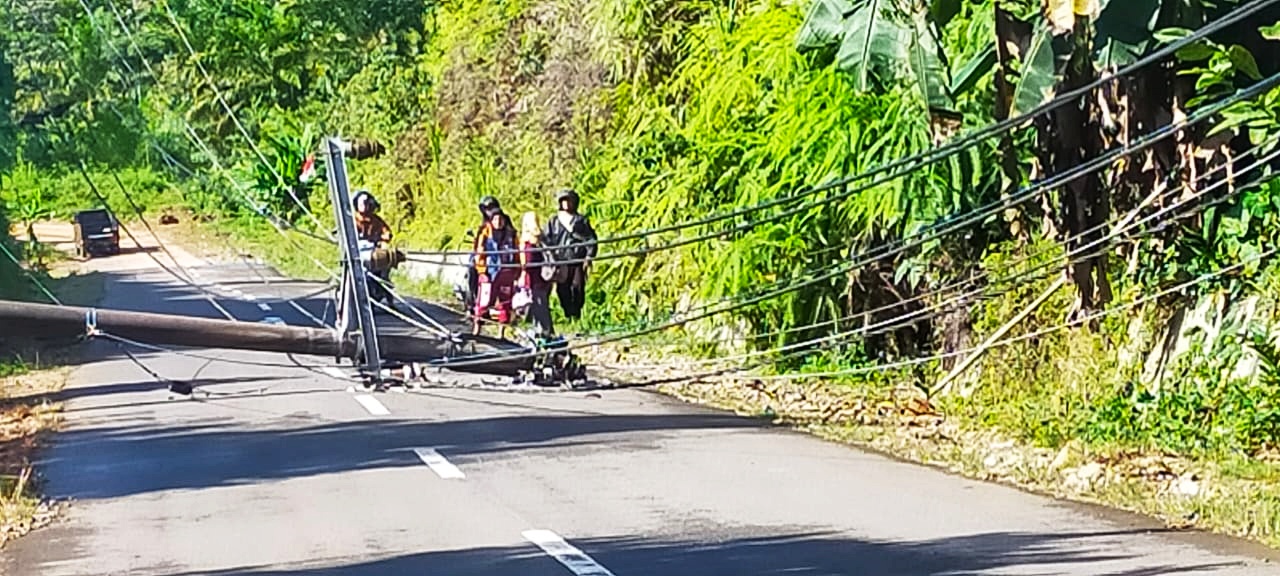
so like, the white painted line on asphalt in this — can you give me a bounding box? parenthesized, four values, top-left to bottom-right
(322, 366, 348, 380)
(257, 302, 272, 311)
(522, 530, 615, 576)
(413, 448, 466, 479)
(354, 394, 390, 416)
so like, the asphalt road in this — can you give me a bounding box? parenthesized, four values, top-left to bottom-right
(5, 250, 1280, 575)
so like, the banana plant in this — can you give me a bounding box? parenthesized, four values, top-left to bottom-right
(1010, 0, 1256, 115)
(796, 0, 963, 114)
(250, 123, 319, 223)
(9, 172, 55, 268)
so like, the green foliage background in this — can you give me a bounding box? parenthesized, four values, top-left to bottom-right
(7, 0, 1280, 504)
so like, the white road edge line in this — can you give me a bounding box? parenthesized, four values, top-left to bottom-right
(413, 448, 466, 479)
(522, 530, 616, 576)
(353, 394, 390, 416)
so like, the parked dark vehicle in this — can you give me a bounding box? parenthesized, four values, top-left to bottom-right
(73, 209, 120, 258)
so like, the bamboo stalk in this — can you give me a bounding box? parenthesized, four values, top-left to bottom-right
(931, 275, 1067, 397)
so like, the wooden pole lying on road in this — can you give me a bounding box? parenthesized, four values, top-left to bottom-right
(0, 299, 534, 375)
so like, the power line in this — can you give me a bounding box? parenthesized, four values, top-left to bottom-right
(0, 243, 62, 305)
(88, 0, 1273, 347)
(96, 0, 338, 246)
(421, 71, 1280, 369)
(33, 0, 1279, 384)
(87, 0, 345, 320)
(606, 142, 1280, 373)
(738, 247, 1277, 386)
(88, 0, 459, 340)
(624, 212, 1280, 389)
(401, 0, 1280, 262)
(74, 160, 243, 321)
(728, 133, 1280, 346)
(154, 0, 332, 236)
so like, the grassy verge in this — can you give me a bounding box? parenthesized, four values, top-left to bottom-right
(587, 262, 1280, 550)
(0, 256, 106, 547)
(649, 371, 1280, 547)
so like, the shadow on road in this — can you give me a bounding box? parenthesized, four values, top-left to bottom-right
(164, 530, 1245, 576)
(40, 412, 767, 500)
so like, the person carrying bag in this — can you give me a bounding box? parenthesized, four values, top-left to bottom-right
(541, 189, 597, 321)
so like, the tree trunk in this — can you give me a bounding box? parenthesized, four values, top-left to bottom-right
(1044, 29, 1111, 317)
(994, 6, 1034, 241)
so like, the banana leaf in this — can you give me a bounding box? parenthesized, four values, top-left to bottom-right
(796, 0, 857, 52)
(1093, 0, 1161, 69)
(832, 0, 956, 111)
(1011, 20, 1064, 117)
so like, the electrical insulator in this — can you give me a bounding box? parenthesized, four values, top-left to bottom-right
(347, 139, 386, 160)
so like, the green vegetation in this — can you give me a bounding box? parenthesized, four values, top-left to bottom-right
(7, 0, 1280, 545)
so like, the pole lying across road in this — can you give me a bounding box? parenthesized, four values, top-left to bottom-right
(0, 299, 534, 376)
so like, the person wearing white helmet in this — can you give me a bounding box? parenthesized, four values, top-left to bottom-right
(352, 189, 395, 305)
(352, 189, 392, 247)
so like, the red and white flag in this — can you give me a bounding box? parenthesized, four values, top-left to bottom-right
(298, 155, 317, 183)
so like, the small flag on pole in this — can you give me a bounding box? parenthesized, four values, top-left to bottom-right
(299, 155, 316, 183)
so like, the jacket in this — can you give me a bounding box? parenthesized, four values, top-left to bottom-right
(355, 212, 392, 246)
(542, 211, 598, 263)
(474, 221, 518, 282)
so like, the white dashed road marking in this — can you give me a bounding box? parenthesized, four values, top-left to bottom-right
(353, 394, 390, 416)
(522, 530, 616, 576)
(413, 448, 466, 479)
(260, 316, 285, 325)
(257, 302, 272, 311)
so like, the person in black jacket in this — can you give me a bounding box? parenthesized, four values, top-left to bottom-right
(542, 189, 597, 321)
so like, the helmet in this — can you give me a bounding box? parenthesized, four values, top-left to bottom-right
(353, 190, 379, 213)
(555, 188, 579, 205)
(479, 195, 501, 217)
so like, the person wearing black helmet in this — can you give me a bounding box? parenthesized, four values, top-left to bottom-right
(541, 188, 597, 321)
(465, 195, 505, 311)
(479, 195, 501, 218)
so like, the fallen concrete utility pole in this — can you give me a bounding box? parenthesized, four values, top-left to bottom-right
(0, 299, 533, 375)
